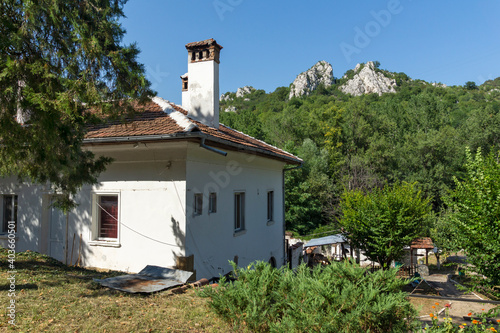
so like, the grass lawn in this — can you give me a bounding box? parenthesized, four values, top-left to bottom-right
(0, 249, 234, 332)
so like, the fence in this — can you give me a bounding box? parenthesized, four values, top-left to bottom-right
(368, 264, 418, 278)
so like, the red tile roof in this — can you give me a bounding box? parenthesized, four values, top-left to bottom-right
(84, 98, 302, 164)
(410, 237, 434, 249)
(185, 38, 222, 50)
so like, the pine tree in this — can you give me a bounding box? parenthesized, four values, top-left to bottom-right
(0, 0, 153, 210)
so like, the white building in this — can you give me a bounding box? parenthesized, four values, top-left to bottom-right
(0, 39, 302, 279)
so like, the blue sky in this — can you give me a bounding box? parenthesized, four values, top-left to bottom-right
(121, 1, 500, 104)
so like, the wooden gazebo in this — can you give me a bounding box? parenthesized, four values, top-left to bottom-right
(410, 237, 434, 266)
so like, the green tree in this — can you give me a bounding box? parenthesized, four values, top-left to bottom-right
(285, 139, 333, 235)
(465, 81, 478, 90)
(339, 182, 432, 268)
(430, 211, 459, 270)
(0, 0, 152, 209)
(443, 148, 500, 283)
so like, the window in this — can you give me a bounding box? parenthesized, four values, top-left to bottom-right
(2, 195, 18, 233)
(267, 191, 274, 222)
(234, 192, 245, 232)
(96, 195, 118, 240)
(194, 193, 203, 215)
(208, 193, 217, 213)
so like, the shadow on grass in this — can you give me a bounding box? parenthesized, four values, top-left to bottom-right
(0, 249, 177, 299)
(0, 283, 38, 290)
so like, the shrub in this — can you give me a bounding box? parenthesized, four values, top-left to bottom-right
(199, 261, 419, 332)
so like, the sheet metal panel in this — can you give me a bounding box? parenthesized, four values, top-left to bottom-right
(304, 234, 347, 248)
(94, 265, 193, 293)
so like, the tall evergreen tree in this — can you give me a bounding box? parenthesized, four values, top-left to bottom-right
(0, 0, 152, 209)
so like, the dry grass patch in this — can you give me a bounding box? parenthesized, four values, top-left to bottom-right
(0, 249, 234, 332)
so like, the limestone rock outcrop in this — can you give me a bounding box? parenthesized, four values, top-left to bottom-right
(340, 61, 396, 96)
(220, 93, 232, 102)
(220, 86, 255, 102)
(236, 86, 255, 98)
(289, 61, 334, 99)
(223, 105, 237, 113)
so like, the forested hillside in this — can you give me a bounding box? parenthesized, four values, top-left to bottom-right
(219, 64, 500, 237)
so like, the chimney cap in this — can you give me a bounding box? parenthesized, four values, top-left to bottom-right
(185, 38, 223, 50)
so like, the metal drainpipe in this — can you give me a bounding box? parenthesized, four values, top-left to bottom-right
(200, 138, 228, 156)
(282, 163, 303, 266)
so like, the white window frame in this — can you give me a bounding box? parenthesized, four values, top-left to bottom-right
(208, 192, 217, 214)
(91, 192, 120, 244)
(194, 193, 203, 216)
(234, 192, 245, 233)
(267, 190, 274, 223)
(1, 194, 18, 234)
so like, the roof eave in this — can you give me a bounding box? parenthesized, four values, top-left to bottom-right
(83, 133, 303, 165)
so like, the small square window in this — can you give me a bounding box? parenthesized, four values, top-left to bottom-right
(2, 195, 18, 233)
(194, 193, 203, 215)
(209, 193, 217, 213)
(267, 191, 274, 222)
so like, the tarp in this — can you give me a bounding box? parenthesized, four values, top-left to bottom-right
(94, 265, 193, 293)
(304, 234, 347, 248)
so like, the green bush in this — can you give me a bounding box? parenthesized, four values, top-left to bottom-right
(199, 261, 419, 332)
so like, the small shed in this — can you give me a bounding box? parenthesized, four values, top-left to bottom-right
(410, 237, 434, 266)
(304, 234, 348, 262)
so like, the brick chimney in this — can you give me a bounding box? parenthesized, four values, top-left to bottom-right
(181, 38, 222, 128)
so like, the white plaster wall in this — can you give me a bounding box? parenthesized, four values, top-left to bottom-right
(78, 143, 188, 272)
(0, 142, 189, 273)
(1, 140, 290, 277)
(182, 90, 190, 112)
(187, 60, 219, 127)
(185, 142, 286, 279)
(0, 178, 46, 253)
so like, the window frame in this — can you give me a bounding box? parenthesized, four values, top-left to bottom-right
(91, 192, 120, 243)
(234, 192, 245, 232)
(194, 193, 203, 216)
(1, 194, 18, 234)
(208, 192, 217, 214)
(267, 190, 274, 223)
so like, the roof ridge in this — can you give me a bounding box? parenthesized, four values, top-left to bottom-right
(152, 96, 197, 132)
(219, 123, 302, 161)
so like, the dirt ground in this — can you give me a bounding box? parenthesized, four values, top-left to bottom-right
(408, 254, 499, 328)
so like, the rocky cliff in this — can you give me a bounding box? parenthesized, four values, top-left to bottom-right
(220, 85, 255, 102)
(340, 61, 396, 96)
(236, 86, 255, 98)
(289, 61, 334, 99)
